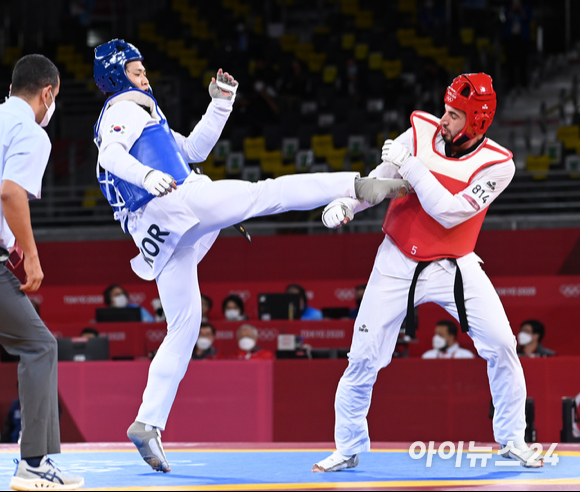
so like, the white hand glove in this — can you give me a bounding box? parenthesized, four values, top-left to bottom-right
(381, 139, 412, 169)
(143, 170, 176, 197)
(209, 68, 238, 102)
(322, 199, 355, 229)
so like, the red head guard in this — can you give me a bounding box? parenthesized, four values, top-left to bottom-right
(444, 73, 497, 143)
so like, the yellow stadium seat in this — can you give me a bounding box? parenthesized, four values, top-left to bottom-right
(526, 155, 550, 180)
(413, 37, 434, 57)
(398, 0, 417, 13)
(323, 66, 338, 83)
(172, 0, 189, 12)
(460, 28, 474, 45)
(138, 23, 156, 41)
(308, 53, 327, 72)
(273, 164, 296, 178)
(260, 150, 283, 173)
(397, 29, 416, 47)
(311, 135, 334, 158)
(476, 38, 491, 53)
(244, 137, 266, 160)
(295, 43, 314, 62)
(280, 34, 298, 52)
(445, 57, 465, 76)
(340, 0, 359, 15)
(383, 60, 402, 79)
(351, 161, 365, 174)
(56, 45, 75, 63)
(557, 125, 580, 141)
(342, 34, 356, 50)
(82, 189, 102, 208)
(368, 52, 383, 70)
(354, 44, 369, 60)
(202, 71, 215, 88)
(355, 11, 373, 29)
(166, 40, 186, 58)
(326, 148, 348, 171)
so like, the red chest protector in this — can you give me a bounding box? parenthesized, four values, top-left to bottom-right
(382, 111, 512, 261)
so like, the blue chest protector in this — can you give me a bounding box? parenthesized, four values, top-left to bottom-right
(95, 89, 191, 213)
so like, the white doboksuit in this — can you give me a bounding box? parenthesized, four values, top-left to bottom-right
(333, 120, 527, 456)
(97, 92, 359, 430)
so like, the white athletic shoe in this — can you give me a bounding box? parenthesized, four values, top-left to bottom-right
(127, 421, 171, 472)
(9, 457, 84, 491)
(500, 442, 545, 468)
(312, 451, 359, 472)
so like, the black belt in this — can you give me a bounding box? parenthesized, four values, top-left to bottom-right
(404, 258, 469, 338)
(190, 164, 252, 244)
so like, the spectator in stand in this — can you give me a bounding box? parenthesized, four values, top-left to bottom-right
(103, 284, 154, 322)
(192, 322, 219, 360)
(350, 284, 367, 319)
(222, 294, 247, 321)
(236, 324, 273, 360)
(517, 319, 555, 358)
(422, 320, 475, 359)
(201, 294, 213, 322)
(80, 327, 99, 339)
(286, 284, 322, 321)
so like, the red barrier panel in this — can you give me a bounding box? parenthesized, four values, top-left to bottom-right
(11, 229, 580, 288)
(0, 358, 578, 444)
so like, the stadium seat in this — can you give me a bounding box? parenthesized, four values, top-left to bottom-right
(326, 147, 348, 171)
(526, 155, 550, 180)
(383, 60, 402, 79)
(342, 34, 356, 50)
(243, 137, 266, 160)
(323, 66, 338, 84)
(311, 135, 334, 158)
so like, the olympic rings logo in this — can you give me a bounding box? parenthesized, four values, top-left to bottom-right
(129, 292, 147, 305)
(559, 284, 580, 298)
(258, 328, 279, 341)
(335, 288, 356, 301)
(229, 290, 251, 302)
(146, 329, 167, 342)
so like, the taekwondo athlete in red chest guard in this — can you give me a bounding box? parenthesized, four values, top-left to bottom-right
(315, 73, 545, 472)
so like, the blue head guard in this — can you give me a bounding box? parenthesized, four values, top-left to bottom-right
(94, 39, 148, 94)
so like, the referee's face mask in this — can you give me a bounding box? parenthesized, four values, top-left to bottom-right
(40, 88, 56, 128)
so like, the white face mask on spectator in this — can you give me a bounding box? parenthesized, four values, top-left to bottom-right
(225, 309, 242, 320)
(112, 294, 129, 308)
(432, 334, 447, 350)
(238, 337, 256, 352)
(518, 331, 533, 346)
(196, 337, 213, 351)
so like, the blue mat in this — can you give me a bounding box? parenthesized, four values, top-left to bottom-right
(1, 449, 578, 490)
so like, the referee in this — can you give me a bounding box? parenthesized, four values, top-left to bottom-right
(0, 55, 83, 491)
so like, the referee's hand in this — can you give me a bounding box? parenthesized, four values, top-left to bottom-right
(21, 254, 44, 292)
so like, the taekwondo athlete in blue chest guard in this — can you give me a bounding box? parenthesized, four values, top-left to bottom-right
(93, 38, 411, 474)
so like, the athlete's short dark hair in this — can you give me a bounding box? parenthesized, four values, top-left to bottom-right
(11, 54, 60, 97)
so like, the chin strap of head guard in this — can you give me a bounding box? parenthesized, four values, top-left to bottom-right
(444, 73, 497, 144)
(94, 38, 148, 95)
